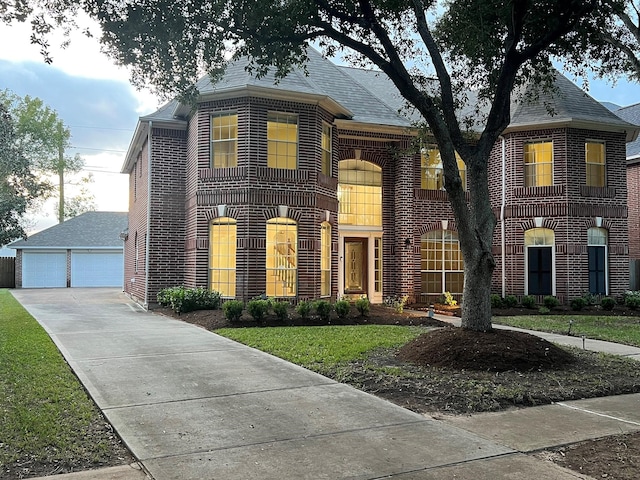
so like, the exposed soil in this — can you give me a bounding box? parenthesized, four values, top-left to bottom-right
(163, 303, 640, 480)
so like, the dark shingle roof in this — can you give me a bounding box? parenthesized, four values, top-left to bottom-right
(9, 212, 128, 249)
(614, 103, 640, 159)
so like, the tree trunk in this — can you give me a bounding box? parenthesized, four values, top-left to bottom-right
(459, 247, 495, 331)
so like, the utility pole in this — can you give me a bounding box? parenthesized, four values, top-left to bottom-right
(57, 121, 64, 223)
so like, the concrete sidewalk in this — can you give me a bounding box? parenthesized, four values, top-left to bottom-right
(13, 289, 640, 480)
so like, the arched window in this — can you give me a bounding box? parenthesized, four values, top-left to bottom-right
(420, 148, 466, 190)
(266, 218, 297, 297)
(588, 227, 608, 295)
(420, 230, 464, 297)
(525, 228, 554, 295)
(321, 222, 331, 297)
(338, 160, 382, 227)
(209, 217, 237, 297)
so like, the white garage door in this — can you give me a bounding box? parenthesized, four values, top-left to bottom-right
(71, 251, 123, 287)
(22, 251, 67, 288)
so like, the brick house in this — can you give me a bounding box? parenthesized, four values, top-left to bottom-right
(613, 103, 640, 289)
(122, 49, 639, 307)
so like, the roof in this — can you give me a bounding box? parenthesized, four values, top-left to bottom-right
(507, 73, 638, 141)
(8, 211, 128, 249)
(613, 102, 640, 161)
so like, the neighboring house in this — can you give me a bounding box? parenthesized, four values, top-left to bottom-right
(613, 102, 640, 289)
(122, 48, 639, 307)
(9, 211, 128, 288)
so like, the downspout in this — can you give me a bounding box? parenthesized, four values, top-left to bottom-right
(144, 121, 152, 307)
(500, 135, 506, 299)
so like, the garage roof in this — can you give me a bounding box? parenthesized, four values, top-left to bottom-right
(9, 212, 128, 249)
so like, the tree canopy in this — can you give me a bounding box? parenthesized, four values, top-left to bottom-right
(5, 0, 635, 330)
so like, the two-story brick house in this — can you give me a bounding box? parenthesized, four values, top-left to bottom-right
(122, 49, 638, 307)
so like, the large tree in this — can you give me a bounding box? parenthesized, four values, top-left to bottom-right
(0, 91, 94, 223)
(0, 103, 48, 245)
(6, 0, 631, 330)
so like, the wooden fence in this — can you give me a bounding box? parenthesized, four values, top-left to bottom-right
(0, 257, 15, 288)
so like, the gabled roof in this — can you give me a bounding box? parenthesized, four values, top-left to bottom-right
(613, 102, 640, 161)
(507, 73, 638, 141)
(8, 211, 128, 249)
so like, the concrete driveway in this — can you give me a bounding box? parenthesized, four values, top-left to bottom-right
(12, 288, 585, 480)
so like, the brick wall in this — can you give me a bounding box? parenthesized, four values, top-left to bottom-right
(628, 162, 640, 261)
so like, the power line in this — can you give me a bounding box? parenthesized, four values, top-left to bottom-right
(67, 124, 134, 132)
(69, 145, 127, 153)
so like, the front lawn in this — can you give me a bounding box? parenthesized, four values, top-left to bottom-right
(0, 290, 133, 480)
(492, 315, 640, 347)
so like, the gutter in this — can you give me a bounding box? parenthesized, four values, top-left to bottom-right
(145, 121, 152, 307)
(500, 135, 506, 298)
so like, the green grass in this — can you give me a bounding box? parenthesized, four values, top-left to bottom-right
(217, 324, 424, 371)
(492, 315, 640, 347)
(0, 289, 114, 470)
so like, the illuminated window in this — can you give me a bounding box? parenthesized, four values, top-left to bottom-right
(266, 218, 297, 297)
(209, 218, 236, 297)
(211, 113, 238, 168)
(267, 113, 297, 169)
(586, 141, 606, 187)
(524, 141, 553, 187)
(420, 148, 466, 190)
(588, 227, 607, 295)
(525, 228, 554, 295)
(321, 123, 332, 176)
(420, 230, 464, 296)
(321, 222, 331, 296)
(338, 160, 382, 227)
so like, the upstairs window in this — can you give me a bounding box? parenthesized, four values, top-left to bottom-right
(267, 113, 298, 169)
(420, 147, 466, 190)
(321, 123, 332, 176)
(585, 141, 606, 187)
(524, 141, 553, 187)
(338, 160, 382, 227)
(211, 113, 238, 168)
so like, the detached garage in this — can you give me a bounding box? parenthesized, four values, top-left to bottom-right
(9, 212, 128, 289)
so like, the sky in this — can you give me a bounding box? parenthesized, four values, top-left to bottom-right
(2, 14, 640, 246)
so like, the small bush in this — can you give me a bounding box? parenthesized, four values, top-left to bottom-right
(521, 295, 536, 309)
(247, 299, 270, 322)
(503, 295, 518, 308)
(570, 297, 587, 311)
(334, 299, 351, 319)
(600, 297, 616, 311)
(384, 295, 409, 313)
(156, 286, 221, 314)
(538, 306, 550, 314)
(443, 291, 458, 307)
(543, 295, 560, 310)
(271, 301, 290, 323)
(223, 300, 244, 322)
(355, 297, 371, 316)
(581, 291, 597, 306)
(296, 300, 312, 319)
(314, 300, 333, 322)
(626, 295, 640, 310)
(490, 294, 503, 309)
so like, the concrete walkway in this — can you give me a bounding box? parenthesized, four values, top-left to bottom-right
(12, 289, 640, 480)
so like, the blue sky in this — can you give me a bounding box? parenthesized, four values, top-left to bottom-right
(1, 15, 640, 241)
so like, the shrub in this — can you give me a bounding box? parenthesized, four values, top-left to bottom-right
(295, 300, 312, 319)
(247, 299, 270, 322)
(156, 286, 221, 314)
(543, 295, 560, 310)
(334, 299, 351, 319)
(271, 301, 290, 323)
(521, 295, 536, 309)
(222, 300, 244, 322)
(503, 295, 518, 308)
(626, 295, 640, 310)
(570, 297, 587, 311)
(355, 296, 371, 316)
(600, 297, 616, 311)
(384, 295, 409, 313)
(314, 300, 333, 322)
(538, 306, 550, 314)
(490, 294, 503, 309)
(581, 291, 597, 306)
(443, 291, 458, 307)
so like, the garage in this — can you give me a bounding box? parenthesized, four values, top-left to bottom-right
(22, 251, 67, 288)
(71, 250, 123, 287)
(9, 212, 128, 289)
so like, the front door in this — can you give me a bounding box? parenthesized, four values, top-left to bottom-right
(344, 238, 368, 295)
